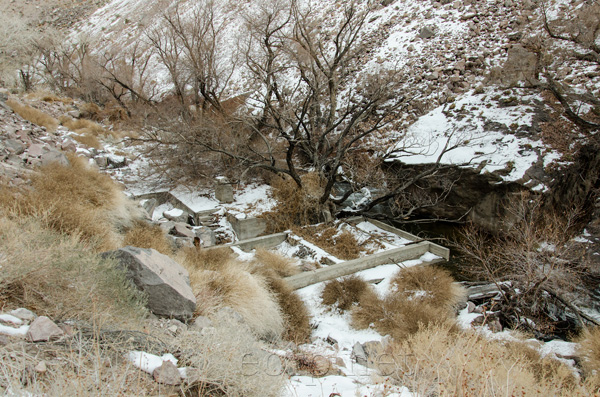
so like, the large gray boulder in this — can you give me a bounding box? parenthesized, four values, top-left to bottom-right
(103, 247, 196, 321)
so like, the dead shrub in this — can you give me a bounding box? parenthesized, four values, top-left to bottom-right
(352, 292, 454, 341)
(0, 215, 146, 324)
(321, 275, 375, 312)
(72, 133, 101, 149)
(390, 265, 465, 309)
(123, 220, 172, 255)
(174, 311, 286, 396)
(259, 269, 312, 343)
(383, 324, 584, 395)
(253, 248, 300, 277)
(0, 329, 161, 395)
(6, 99, 58, 132)
(295, 225, 361, 260)
(577, 326, 600, 388)
(263, 173, 328, 232)
(352, 266, 463, 341)
(186, 261, 284, 340)
(0, 155, 140, 250)
(179, 246, 235, 271)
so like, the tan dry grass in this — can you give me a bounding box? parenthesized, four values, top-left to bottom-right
(123, 220, 173, 255)
(577, 326, 600, 389)
(321, 275, 375, 312)
(256, 268, 312, 343)
(6, 99, 58, 132)
(263, 173, 328, 232)
(295, 225, 362, 260)
(383, 323, 585, 396)
(253, 248, 301, 278)
(0, 214, 146, 324)
(72, 133, 101, 149)
(0, 154, 141, 250)
(352, 266, 464, 341)
(179, 246, 236, 271)
(186, 261, 284, 340)
(0, 330, 163, 395)
(174, 311, 287, 396)
(59, 115, 106, 135)
(390, 265, 465, 309)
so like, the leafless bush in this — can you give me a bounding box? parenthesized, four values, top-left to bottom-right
(383, 323, 583, 395)
(458, 193, 596, 336)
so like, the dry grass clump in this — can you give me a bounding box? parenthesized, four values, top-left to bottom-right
(123, 220, 172, 255)
(6, 99, 59, 132)
(253, 248, 300, 277)
(179, 246, 235, 271)
(321, 275, 375, 312)
(255, 268, 312, 343)
(184, 256, 284, 340)
(0, 330, 163, 395)
(577, 326, 600, 388)
(174, 311, 286, 396)
(383, 323, 584, 396)
(0, 214, 146, 324)
(59, 115, 106, 135)
(263, 172, 328, 232)
(72, 133, 101, 149)
(390, 265, 465, 309)
(352, 291, 455, 341)
(296, 224, 362, 260)
(351, 266, 464, 341)
(0, 155, 140, 250)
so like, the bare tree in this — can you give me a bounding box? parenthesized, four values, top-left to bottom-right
(96, 42, 158, 116)
(459, 194, 598, 337)
(539, 0, 600, 133)
(146, 0, 237, 117)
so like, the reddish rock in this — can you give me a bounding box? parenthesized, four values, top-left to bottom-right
(27, 316, 64, 342)
(152, 361, 181, 385)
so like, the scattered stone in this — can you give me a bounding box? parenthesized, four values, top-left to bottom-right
(170, 223, 195, 239)
(102, 247, 196, 321)
(27, 316, 64, 342)
(163, 208, 189, 223)
(5, 139, 25, 155)
(152, 360, 181, 385)
(467, 301, 477, 313)
(27, 144, 45, 158)
(34, 361, 47, 373)
(418, 26, 435, 39)
(40, 150, 68, 167)
(352, 342, 368, 366)
(0, 334, 9, 346)
(192, 316, 213, 330)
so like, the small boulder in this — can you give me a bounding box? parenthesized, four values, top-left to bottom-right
(163, 208, 189, 223)
(27, 316, 64, 342)
(40, 150, 69, 167)
(419, 26, 436, 39)
(192, 316, 213, 330)
(34, 361, 47, 373)
(10, 307, 36, 321)
(170, 223, 195, 239)
(102, 247, 196, 321)
(152, 360, 181, 385)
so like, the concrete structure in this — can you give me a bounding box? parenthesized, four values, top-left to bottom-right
(226, 213, 267, 241)
(284, 241, 449, 290)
